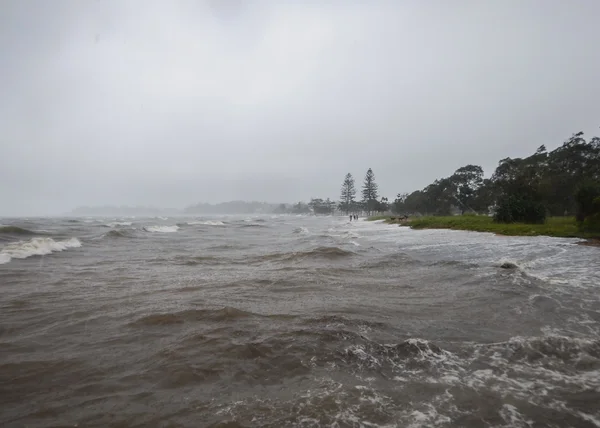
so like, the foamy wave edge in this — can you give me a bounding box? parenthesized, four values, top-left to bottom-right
(186, 220, 225, 226)
(0, 237, 82, 264)
(143, 225, 179, 233)
(104, 221, 133, 227)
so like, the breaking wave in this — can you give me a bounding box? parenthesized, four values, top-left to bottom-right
(185, 220, 225, 226)
(103, 221, 133, 228)
(143, 225, 179, 233)
(323, 229, 361, 240)
(207, 329, 600, 427)
(0, 237, 81, 264)
(3, 215, 599, 427)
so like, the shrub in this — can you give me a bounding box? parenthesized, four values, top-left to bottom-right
(575, 183, 600, 227)
(494, 195, 547, 224)
(578, 195, 600, 232)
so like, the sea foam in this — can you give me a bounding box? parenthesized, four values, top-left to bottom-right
(104, 222, 133, 227)
(143, 225, 179, 233)
(187, 221, 225, 226)
(0, 237, 82, 264)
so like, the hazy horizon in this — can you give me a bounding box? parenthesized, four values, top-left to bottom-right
(2, 0, 600, 216)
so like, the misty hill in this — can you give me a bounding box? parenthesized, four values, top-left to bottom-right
(70, 206, 182, 217)
(184, 201, 279, 215)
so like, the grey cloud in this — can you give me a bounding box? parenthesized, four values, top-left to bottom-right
(1, 0, 599, 215)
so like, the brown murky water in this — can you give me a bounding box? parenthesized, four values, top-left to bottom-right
(1, 216, 599, 427)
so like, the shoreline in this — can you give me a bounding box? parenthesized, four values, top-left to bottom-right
(367, 215, 600, 245)
(577, 238, 600, 247)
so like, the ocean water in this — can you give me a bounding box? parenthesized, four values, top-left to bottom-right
(1, 215, 599, 427)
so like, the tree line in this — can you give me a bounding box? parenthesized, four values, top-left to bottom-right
(391, 131, 600, 231)
(296, 168, 390, 216)
(277, 129, 600, 232)
(338, 168, 389, 215)
(273, 168, 388, 216)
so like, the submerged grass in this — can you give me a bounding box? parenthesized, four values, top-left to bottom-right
(367, 215, 599, 240)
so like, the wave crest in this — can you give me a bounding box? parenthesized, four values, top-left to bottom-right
(103, 222, 133, 228)
(143, 225, 179, 233)
(491, 335, 600, 365)
(0, 237, 81, 264)
(240, 223, 268, 228)
(185, 220, 225, 226)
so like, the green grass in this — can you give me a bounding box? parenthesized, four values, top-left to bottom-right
(367, 215, 599, 239)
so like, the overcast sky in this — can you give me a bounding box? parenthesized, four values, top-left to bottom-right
(1, 0, 599, 215)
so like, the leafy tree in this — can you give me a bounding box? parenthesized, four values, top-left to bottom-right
(402, 190, 426, 214)
(420, 178, 456, 215)
(309, 198, 336, 215)
(482, 132, 600, 218)
(575, 181, 600, 231)
(450, 165, 484, 214)
(361, 168, 379, 214)
(376, 197, 389, 213)
(543, 132, 600, 215)
(291, 202, 311, 214)
(493, 194, 547, 224)
(392, 193, 408, 214)
(325, 198, 337, 214)
(491, 156, 548, 224)
(472, 179, 495, 214)
(355, 128, 600, 224)
(339, 173, 356, 215)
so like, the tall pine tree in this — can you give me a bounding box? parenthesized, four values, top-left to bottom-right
(339, 173, 356, 214)
(362, 168, 379, 215)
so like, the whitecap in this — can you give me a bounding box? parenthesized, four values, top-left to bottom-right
(0, 237, 82, 264)
(143, 225, 179, 233)
(187, 220, 225, 226)
(105, 221, 133, 227)
(294, 227, 310, 235)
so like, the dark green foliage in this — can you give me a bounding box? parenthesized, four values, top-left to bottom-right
(361, 168, 379, 214)
(375, 197, 389, 213)
(450, 164, 484, 214)
(288, 129, 599, 226)
(394, 130, 600, 221)
(493, 195, 547, 224)
(309, 198, 336, 215)
(392, 193, 408, 214)
(575, 182, 600, 232)
(339, 173, 356, 214)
